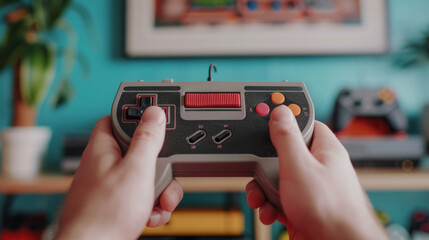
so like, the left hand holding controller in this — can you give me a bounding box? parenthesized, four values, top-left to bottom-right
(55, 107, 183, 240)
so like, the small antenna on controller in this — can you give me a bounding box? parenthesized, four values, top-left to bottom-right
(207, 64, 217, 82)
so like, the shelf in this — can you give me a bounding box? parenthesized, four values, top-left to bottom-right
(357, 169, 429, 191)
(1, 170, 429, 194)
(2, 170, 428, 240)
(0, 175, 73, 194)
(0, 176, 252, 194)
(177, 170, 429, 192)
(0, 175, 269, 240)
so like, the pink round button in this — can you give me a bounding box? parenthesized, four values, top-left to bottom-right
(255, 103, 270, 116)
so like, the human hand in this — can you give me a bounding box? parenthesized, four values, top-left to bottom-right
(56, 107, 183, 240)
(246, 105, 387, 240)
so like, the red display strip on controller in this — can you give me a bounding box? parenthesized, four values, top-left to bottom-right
(185, 93, 241, 108)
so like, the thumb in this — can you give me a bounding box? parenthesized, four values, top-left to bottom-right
(123, 106, 166, 178)
(269, 105, 312, 177)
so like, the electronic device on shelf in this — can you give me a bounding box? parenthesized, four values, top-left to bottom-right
(410, 210, 429, 240)
(423, 105, 429, 153)
(61, 135, 89, 173)
(332, 87, 407, 134)
(331, 87, 423, 169)
(111, 65, 315, 210)
(0, 213, 47, 240)
(375, 210, 411, 240)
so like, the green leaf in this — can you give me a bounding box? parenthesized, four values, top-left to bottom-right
(395, 57, 423, 68)
(32, 0, 71, 30)
(70, 2, 98, 46)
(395, 27, 429, 68)
(2, 16, 31, 44)
(58, 48, 90, 78)
(53, 19, 79, 94)
(0, 0, 21, 8)
(404, 42, 425, 52)
(46, 0, 71, 28)
(0, 17, 33, 71)
(52, 78, 73, 108)
(55, 20, 77, 77)
(19, 42, 56, 106)
(0, 40, 29, 71)
(33, 0, 47, 30)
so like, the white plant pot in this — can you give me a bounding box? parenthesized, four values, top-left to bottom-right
(1, 127, 51, 179)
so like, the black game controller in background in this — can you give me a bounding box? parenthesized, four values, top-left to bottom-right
(331, 87, 408, 133)
(330, 87, 424, 170)
(410, 210, 429, 237)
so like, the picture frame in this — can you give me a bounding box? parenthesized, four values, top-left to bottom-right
(126, 0, 387, 57)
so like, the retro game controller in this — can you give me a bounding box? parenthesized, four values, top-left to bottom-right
(331, 87, 407, 133)
(111, 78, 314, 209)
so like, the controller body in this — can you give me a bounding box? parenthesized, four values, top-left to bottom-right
(332, 88, 407, 133)
(111, 79, 314, 209)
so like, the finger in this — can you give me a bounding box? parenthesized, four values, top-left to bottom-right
(245, 180, 266, 209)
(160, 179, 184, 212)
(269, 105, 313, 176)
(122, 106, 166, 179)
(80, 116, 121, 173)
(146, 207, 171, 227)
(259, 202, 278, 225)
(310, 121, 349, 165)
(277, 213, 290, 227)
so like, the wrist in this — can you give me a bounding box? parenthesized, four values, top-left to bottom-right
(296, 206, 388, 240)
(55, 226, 102, 240)
(312, 209, 388, 240)
(55, 223, 130, 240)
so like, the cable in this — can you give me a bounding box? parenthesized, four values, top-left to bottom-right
(207, 64, 217, 82)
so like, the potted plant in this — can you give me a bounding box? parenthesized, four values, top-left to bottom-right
(395, 27, 429, 151)
(0, 0, 90, 179)
(395, 28, 429, 68)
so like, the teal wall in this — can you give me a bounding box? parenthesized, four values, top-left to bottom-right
(2, 0, 429, 167)
(1, 0, 429, 238)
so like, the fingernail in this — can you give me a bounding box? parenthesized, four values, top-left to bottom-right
(140, 106, 165, 124)
(148, 210, 161, 226)
(270, 105, 294, 122)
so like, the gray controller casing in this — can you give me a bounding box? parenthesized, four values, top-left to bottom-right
(332, 88, 407, 132)
(111, 80, 315, 209)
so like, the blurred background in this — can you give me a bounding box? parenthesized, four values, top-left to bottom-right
(1, 0, 429, 239)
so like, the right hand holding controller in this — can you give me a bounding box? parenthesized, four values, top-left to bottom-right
(246, 105, 388, 239)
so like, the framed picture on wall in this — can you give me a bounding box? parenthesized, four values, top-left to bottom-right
(126, 0, 387, 57)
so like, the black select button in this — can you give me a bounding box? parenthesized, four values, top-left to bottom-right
(187, 130, 207, 145)
(213, 129, 232, 144)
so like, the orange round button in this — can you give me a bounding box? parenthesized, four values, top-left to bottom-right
(377, 88, 395, 105)
(271, 92, 285, 105)
(288, 104, 301, 117)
